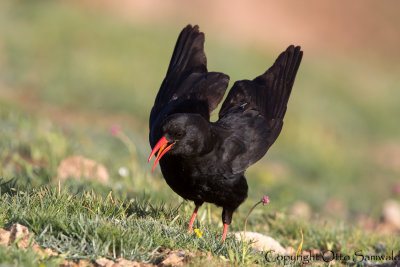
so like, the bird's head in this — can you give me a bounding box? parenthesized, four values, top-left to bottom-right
(148, 113, 211, 172)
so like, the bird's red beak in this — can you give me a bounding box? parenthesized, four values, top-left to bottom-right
(148, 136, 174, 172)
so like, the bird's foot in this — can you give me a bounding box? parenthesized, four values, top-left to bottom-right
(187, 204, 200, 233)
(221, 223, 229, 243)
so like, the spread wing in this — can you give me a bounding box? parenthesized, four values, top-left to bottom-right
(150, 25, 230, 132)
(216, 45, 303, 174)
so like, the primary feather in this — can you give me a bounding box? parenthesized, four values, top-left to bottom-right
(217, 45, 303, 173)
(150, 25, 229, 146)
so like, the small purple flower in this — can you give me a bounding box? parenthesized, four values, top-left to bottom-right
(261, 195, 270, 206)
(393, 183, 400, 196)
(110, 125, 121, 136)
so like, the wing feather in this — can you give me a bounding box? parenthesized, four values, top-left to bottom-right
(216, 45, 303, 173)
(150, 25, 229, 130)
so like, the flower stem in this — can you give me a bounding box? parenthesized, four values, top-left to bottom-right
(241, 196, 269, 264)
(116, 131, 138, 172)
(243, 200, 262, 240)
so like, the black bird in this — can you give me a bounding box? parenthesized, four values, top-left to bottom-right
(148, 25, 303, 242)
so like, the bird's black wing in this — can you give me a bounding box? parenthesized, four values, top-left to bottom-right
(216, 45, 303, 174)
(150, 25, 230, 132)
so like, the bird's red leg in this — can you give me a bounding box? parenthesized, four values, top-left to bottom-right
(222, 223, 229, 243)
(187, 205, 200, 232)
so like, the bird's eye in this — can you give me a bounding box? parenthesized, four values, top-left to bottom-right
(175, 132, 184, 138)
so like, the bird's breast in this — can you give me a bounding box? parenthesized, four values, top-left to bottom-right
(158, 154, 246, 207)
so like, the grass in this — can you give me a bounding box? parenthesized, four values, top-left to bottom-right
(0, 0, 400, 266)
(1, 179, 399, 266)
(0, 245, 63, 267)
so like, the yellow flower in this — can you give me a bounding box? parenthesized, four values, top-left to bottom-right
(194, 228, 203, 238)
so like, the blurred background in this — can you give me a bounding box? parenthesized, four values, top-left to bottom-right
(1, 0, 400, 230)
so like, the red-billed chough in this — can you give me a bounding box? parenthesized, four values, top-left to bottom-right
(148, 25, 303, 242)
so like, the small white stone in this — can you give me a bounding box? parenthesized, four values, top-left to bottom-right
(118, 167, 129, 177)
(383, 200, 400, 230)
(233, 232, 286, 254)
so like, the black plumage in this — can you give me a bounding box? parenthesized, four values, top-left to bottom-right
(148, 25, 303, 241)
